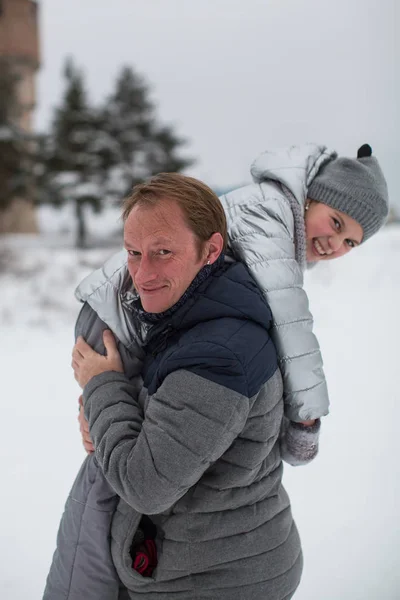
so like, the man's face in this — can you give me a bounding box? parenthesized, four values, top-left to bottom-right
(305, 201, 363, 262)
(124, 199, 206, 313)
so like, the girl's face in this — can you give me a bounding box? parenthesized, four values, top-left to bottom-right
(305, 200, 364, 262)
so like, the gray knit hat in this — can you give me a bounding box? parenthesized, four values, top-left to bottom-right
(307, 144, 389, 241)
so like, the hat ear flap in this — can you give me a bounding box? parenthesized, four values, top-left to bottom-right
(357, 144, 372, 158)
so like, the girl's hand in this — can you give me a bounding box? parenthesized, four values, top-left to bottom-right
(72, 330, 124, 388)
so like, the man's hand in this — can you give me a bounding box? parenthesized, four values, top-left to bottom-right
(72, 329, 124, 388)
(78, 395, 94, 454)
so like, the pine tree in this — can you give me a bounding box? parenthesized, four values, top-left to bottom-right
(38, 61, 194, 246)
(103, 66, 193, 198)
(0, 60, 33, 211)
(143, 124, 193, 176)
(41, 58, 109, 248)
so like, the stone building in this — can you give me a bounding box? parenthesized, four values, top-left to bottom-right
(0, 0, 40, 233)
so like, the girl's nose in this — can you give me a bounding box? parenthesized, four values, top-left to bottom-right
(329, 234, 344, 253)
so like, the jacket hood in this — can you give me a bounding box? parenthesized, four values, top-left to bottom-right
(250, 143, 337, 206)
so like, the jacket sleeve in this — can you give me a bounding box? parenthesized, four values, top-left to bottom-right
(43, 455, 121, 600)
(224, 185, 329, 422)
(82, 346, 250, 514)
(43, 303, 126, 600)
(75, 302, 143, 380)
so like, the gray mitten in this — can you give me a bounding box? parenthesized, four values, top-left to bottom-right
(280, 417, 321, 466)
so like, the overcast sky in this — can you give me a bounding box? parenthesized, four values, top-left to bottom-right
(35, 0, 399, 208)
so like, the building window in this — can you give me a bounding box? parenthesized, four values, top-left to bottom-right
(0, 1, 3, 18)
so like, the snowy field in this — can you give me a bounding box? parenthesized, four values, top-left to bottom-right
(0, 225, 399, 600)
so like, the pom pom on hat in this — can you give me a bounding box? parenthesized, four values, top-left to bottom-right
(357, 143, 372, 158)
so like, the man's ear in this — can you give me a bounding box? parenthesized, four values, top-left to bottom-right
(205, 232, 224, 265)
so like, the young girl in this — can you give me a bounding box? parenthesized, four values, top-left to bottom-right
(219, 142, 388, 464)
(44, 143, 389, 599)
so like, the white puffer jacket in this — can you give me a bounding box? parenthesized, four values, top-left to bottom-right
(220, 143, 337, 421)
(76, 144, 336, 422)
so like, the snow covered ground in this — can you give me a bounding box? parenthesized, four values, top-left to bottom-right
(1, 225, 399, 599)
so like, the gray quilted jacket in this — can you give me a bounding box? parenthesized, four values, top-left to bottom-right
(44, 260, 302, 600)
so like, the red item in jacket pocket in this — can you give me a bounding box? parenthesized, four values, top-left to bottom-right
(132, 539, 157, 577)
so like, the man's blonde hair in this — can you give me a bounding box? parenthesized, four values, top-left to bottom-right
(122, 173, 228, 253)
